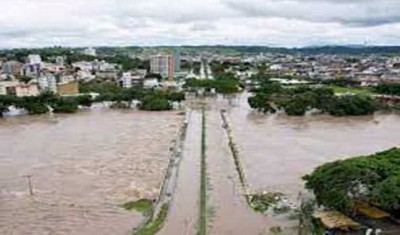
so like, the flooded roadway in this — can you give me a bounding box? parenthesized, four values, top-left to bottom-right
(206, 107, 270, 235)
(160, 110, 201, 235)
(0, 108, 182, 235)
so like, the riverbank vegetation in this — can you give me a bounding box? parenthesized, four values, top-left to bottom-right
(134, 204, 169, 235)
(0, 84, 185, 117)
(0, 92, 92, 116)
(80, 80, 184, 111)
(121, 199, 153, 215)
(248, 83, 379, 116)
(374, 83, 400, 96)
(303, 148, 400, 214)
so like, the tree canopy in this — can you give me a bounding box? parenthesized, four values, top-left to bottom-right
(248, 83, 379, 116)
(303, 148, 400, 214)
(184, 72, 240, 94)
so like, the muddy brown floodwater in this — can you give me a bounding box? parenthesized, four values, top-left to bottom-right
(227, 93, 400, 200)
(3, 93, 400, 235)
(0, 108, 182, 235)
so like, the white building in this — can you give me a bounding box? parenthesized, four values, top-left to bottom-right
(82, 47, 97, 57)
(72, 61, 93, 71)
(72, 60, 116, 72)
(143, 78, 159, 89)
(120, 72, 143, 88)
(22, 54, 43, 77)
(121, 72, 133, 89)
(27, 54, 42, 65)
(55, 56, 65, 65)
(77, 70, 95, 81)
(38, 74, 57, 93)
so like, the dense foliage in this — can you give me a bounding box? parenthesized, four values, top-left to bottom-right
(248, 83, 379, 116)
(139, 97, 172, 111)
(184, 72, 240, 94)
(79, 80, 185, 111)
(185, 79, 239, 94)
(0, 92, 92, 116)
(320, 78, 360, 87)
(303, 148, 400, 214)
(374, 83, 400, 96)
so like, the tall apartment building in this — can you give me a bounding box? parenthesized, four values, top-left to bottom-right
(150, 55, 175, 79)
(174, 50, 181, 73)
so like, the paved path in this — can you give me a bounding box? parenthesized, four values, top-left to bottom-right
(206, 109, 269, 235)
(160, 110, 202, 235)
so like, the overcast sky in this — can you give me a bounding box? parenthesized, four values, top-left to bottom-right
(1, 0, 400, 48)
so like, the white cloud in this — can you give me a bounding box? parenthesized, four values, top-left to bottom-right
(0, 0, 399, 48)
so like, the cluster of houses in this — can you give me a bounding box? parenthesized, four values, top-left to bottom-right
(0, 50, 182, 98)
(3, 48, 400, 98)
(217, 53, 400, 86)
(0, 54, 79, 97)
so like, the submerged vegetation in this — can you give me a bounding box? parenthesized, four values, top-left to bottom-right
(134, 204, 169, 235)
(0, 92, 92, 116)
(121, 199, 153, 215)
(0, 83, 185, 117)
(81, 81, 184, 111)
(248, 192, 284, 213)
(248, 82, 379, 116)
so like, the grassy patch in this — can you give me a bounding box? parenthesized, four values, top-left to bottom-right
(121, 199, 153, 214)
(135, 204, 169, 235)
(269, 226, 283, 234)
(330, 86, 374, 95)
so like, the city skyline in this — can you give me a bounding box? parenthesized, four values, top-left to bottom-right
(1, 0, 400, 48)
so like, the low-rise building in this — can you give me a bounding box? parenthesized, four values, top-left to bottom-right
(143, 78, 159, 89)
(7, 84, 40, 97)
(120, 72, 143, 88)
(38, 73, 57, 93)
(0, 81, 19, 95)
(57, 81, 79, 96)
(2, 61, 23, 76)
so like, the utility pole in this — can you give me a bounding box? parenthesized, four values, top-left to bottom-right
(23, 175, 33, 196)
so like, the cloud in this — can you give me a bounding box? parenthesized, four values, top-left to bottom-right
(0, 0, 400, 48)
(222, 0, 400, 27)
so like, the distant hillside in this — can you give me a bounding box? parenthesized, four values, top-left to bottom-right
(2, 45, 400, 57)
(177, 45, 400, 55)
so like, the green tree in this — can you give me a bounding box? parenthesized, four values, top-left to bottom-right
(303, 148, 400, 213)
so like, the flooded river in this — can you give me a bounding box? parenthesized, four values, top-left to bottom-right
(0, 108, 182, 235)
(2, 93, 400, 235)
(227, 93, 400, 199)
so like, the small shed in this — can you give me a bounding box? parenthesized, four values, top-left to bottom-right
(354, 201, 390, 219)
(314, 211, 362, 231)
